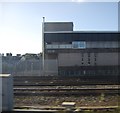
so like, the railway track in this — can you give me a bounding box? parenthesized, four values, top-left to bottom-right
(14, 76, 119, 96)
(13, 76, 119, 86)
(14, 85, 119, 90)
(14, 85, 119, 96)
(14, 81, 120, 86)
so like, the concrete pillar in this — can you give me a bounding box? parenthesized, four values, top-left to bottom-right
(0, 74, 13, 111)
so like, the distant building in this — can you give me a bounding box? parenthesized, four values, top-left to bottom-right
(2, 53, 43, 76)
(16, 54, 21, 57)
(6, 53, 12, 57)
(43, 22, 119, 78)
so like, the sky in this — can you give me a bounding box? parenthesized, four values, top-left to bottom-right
(0, 1, 119, 55)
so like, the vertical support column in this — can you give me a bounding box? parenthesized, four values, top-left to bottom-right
(117, 1, 120, 88)
(118, 2, 120, 31)
(0, 74, 13, 111)
(0, 55, 2, 112)
(42, 17, 45, 76)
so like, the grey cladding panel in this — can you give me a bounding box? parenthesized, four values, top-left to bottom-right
(44, 22, 73, 31)
(58, 53, 119, 66)
(45, 33, 119, 43)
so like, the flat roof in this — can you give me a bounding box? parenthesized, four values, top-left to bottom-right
(44, 31, 119, 33)
(44, 22, 73, 24)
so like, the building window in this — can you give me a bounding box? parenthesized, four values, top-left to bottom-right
(88, 62, 90, 65)
(88, 54, 90, 65)
(94, 58, 96, 61)
(72, 41, 86, 49)
(82, 58, 84, 61)
(82, 62, 84, 65)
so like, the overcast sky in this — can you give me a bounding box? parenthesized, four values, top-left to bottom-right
(0, 1, 119, 55)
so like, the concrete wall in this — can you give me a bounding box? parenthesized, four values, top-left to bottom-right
(58, 53, 81, 66)
(44, 59, 58, 76)
(97, 53, 118, 66)
(2, 56, 43, 76)
(58, 52, 118, 66)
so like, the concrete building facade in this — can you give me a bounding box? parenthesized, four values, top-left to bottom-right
(43, 22, 119, 78)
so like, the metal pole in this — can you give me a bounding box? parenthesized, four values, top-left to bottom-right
(42, 17, 45, 76)
(31, 62, 33, 76)
(0, 54, 2, 112)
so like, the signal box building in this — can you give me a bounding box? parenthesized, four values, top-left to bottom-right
(43, 22, 119, 78)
